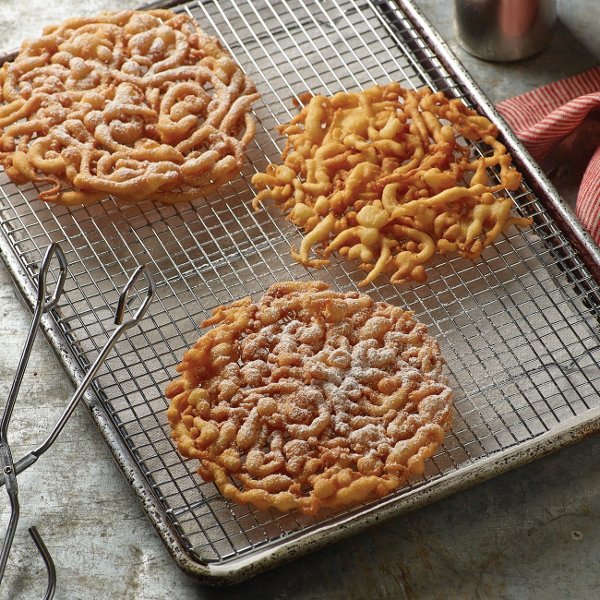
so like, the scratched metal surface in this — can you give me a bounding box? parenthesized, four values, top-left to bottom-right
(1, 0, 600, 598)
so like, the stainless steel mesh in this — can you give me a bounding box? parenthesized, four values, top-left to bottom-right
(1, 0, 599, 576)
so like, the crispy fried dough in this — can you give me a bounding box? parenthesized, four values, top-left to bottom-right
(0, 10, 259, 205)
(252, 84, 530, 285)
(166, 281, 453, 515)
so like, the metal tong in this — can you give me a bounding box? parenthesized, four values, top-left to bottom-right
(0, 243, 155, 598)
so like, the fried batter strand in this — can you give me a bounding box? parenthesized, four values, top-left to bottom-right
(166, 281, 453, 515)
(252, 84, 531, 285)
(0, 10, 259, 205)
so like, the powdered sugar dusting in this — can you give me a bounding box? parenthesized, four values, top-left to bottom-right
(167, 282, 454, 515)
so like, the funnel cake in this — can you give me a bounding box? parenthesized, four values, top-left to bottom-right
(252, 84, 530, 285)
(0, 10, 259, 205)
(166, 281, 453, 515)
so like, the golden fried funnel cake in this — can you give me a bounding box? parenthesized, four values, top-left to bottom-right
(0, 10, 259, 205)
(252, 84, 530, 285)
(166, 281, 453, 515)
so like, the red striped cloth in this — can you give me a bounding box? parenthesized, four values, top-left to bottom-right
(496, 66, 600, 242)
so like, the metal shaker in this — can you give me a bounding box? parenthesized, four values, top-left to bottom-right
(454, 0, 557, 61)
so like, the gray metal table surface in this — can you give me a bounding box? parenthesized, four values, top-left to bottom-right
(0, 1, 599, 598)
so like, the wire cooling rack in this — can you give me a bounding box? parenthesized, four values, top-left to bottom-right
(1, 0, 600, 584)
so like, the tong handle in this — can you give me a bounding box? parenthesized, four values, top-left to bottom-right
(0, 250, 152, 599)
(0, 243, 66, 588)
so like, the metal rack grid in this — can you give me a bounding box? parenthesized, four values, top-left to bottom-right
(1, 0, 600, 583)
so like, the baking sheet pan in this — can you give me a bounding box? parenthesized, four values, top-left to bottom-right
(0, 0, 599, 584)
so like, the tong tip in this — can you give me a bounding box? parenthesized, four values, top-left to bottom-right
(114, 266, 155, 326)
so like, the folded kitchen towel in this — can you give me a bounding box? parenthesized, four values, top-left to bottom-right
(496, 66, 600, 242)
